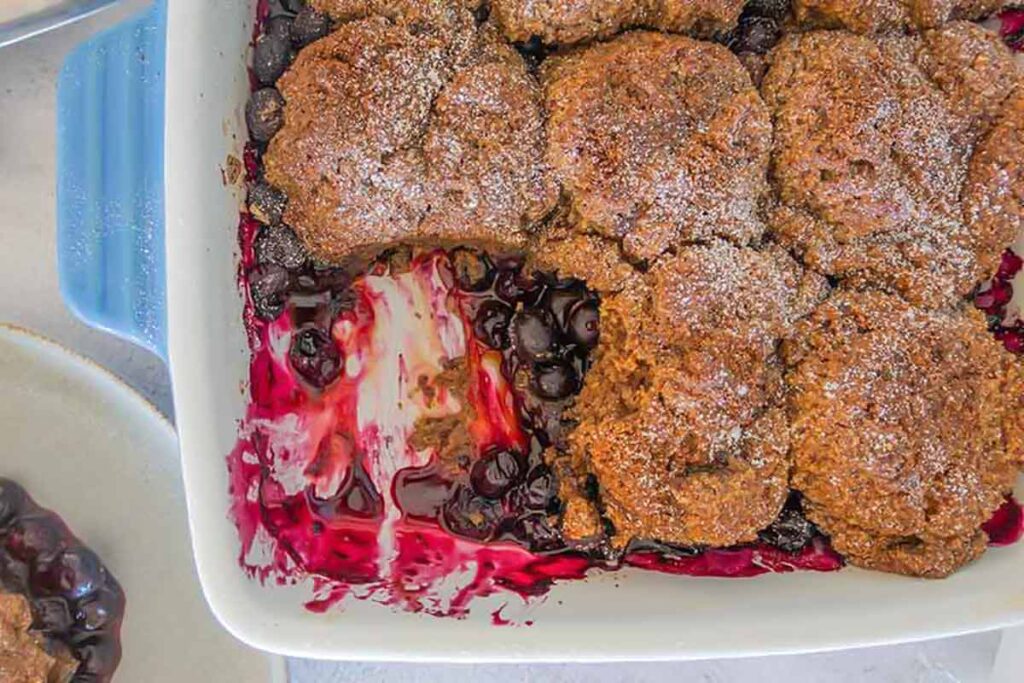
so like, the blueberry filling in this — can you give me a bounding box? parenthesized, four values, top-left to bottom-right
(0, 479, 124, 683)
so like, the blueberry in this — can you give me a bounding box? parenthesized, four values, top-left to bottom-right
(252, 33, 292, 85)
(254, 225, 307, 270)
(289, 326, 342, 388)
(473, 300, 513, 349)
(470, 449, 524, 499)
(744, 0, 790, 19)
(32, 596, 73, 634)
(758, 506, 818, 553)
(248, 180, 288, 225)
(567, 301, 599, 349)
(42, 548, 105, 601)
(264, 15, 294, 42)
(442, 487, 502, 541)
(6, 516, 63, 563)
(544, 285, 586, 331)
(531, 362, 579, 400)
(0, 478, 27, 528)
(522, 465, 558, 511)
(514, 35, 551, 69)
(246, 88, 285, 143)
(450, 247, 492, 292)
(727, 15, 781, 55)
(495, 269, 536, 303)
(291, 6, 331, 47)
(75, 588, 122, 631)
(511, 514, 562, 553)
(71, 633, 120, 676)
(282, 0, 306, 12)
(511, 308, 557, 362)
(394, 467, 454, 520)
(248, 263, 291, 320)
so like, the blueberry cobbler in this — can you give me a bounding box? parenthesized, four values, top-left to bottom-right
(231, 0, 1024, 617)
(0, 480, 124, 682)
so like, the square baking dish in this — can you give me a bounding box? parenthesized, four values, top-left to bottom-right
(55, 0, 1024, 662)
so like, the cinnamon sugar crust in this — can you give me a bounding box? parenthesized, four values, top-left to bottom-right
(540, 239, 828, 548)
(543, 31, 772, 262)
(763, 25, 1021, 308)
(792, 0, 1008, 33)
(490, 0, 744, 45)
(784, 292, 1024, 577)
(264, 13, 556, 262)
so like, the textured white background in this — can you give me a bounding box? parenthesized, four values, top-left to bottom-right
(0, 9, 1015, 682)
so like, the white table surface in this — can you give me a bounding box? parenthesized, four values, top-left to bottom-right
(0, 9, 1013, 683)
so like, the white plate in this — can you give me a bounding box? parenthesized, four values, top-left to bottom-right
(0, 325, 285, 681)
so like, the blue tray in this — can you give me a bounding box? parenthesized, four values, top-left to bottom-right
(56, 0, 167, 360)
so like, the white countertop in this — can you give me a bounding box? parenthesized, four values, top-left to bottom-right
(0, 9, 1012, 683)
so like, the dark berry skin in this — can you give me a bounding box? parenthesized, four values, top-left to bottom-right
(567, 301, 599, 349)
(252, 32, 292, 85)
(263, 15, 294, 42)
(544, 285, 585, 330)
(531, 362, 579, 400)
(248, 180, 288, 225)
(248, 263, 291, 320)
(289, 327, 342, 388)
(758, 506, 818, 553)
(442, 487, 502, 541)
(0, 478, 27, 528)
(254, 225, 308, 270)
(37, 547, 104, 601)
(246, 88, 285, 143)
(473, 300, 513, 349)
(470, 449, 524, 499)
(291, 6, 331, 47)
(522, 465, 558, 511)
(511, 308, 557, 362)
(727, 15, 781, 55)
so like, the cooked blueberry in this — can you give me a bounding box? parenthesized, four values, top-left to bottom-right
(523, 465, 558, 511)
(289, 327, 342, 388)
(41, 548, 104, 600)
(0, 478, 27, 528)
(248, 263, 291, 320)
(473, 300, 513, 349)
(264, 15, 294, 41)
(442, 487, 502, 541)
(472, 1, 490, 24)
(32, 596, 72, 633)
(246, 88, 285, 143)
(511, 514, 562, 553)
(282, 0, 306, 13)
(394, 467, 454, 520)
(291, 6, 331, 47)
(470, 449, 524, 499)
(744, 0, 790, 19)
(531, 362, 579, 400)
(758, 506, 818, 553)
(511, 308, 556, 361)
(495, 269, 535, 303)
(248, 180, 288, 225)
(6, 516, 63, 563)
(567, 301, 599, 349)
(252, 33, 291, 85)
(514, 35, 551, 69)
(71, 633, 120, 676)
(544, 285, 585, 330)
(255, 225, 307, 270)
(75, 589, 121, 632)
(727, 15, 780, 55)
(450, 247, 492, 292)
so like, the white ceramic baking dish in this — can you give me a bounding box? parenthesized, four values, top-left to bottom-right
(55, 0, 1024, 662)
